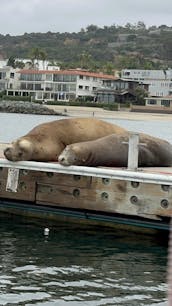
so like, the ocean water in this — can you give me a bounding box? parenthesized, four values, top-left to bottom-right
(0, 112, 172, 143)
(0, 214, 168, 306)
(0, 113, 170, 305)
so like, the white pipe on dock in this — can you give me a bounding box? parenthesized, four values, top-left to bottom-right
(0, 158, 172, 185)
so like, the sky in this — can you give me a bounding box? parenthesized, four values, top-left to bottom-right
(0, 0, 171, 36)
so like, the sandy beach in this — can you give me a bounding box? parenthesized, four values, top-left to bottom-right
(46, 105, 172, 121)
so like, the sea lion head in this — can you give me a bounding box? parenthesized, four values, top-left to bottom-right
(3, 138, 34, 161)
(58, 144, 86, 166)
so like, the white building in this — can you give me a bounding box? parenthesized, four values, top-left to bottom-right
(6, 69, 117, 102)
(121, 69, 172, 97)
(0, 66, 18, 91)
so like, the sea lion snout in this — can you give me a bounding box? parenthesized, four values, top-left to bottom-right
(4, 139, 33, 162)
(3, 146, 15, 161)
(4, 145, 23, 162)
(58, 147, 77, 166)
(58, 154, 71, 166)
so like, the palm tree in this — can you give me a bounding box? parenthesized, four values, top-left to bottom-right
(29, 47, 40, 69)
(29, 48, 47, 69)
(80, 51, 92, 69)
(39, 50, 47, 69)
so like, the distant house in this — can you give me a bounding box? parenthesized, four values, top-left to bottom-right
(145, 96, 172, 107)
(131, 96, 172, 113)
(94, 79, 148, 104)
(0, 66, 17, 91)
(121, 68, 172, 97)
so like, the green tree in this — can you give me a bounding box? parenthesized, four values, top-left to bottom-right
(79, 51, 92, 69)
(134, 86, 148, 105)
(28, 47, 47, 69)
(103, 62, 114, 75)
(7, 56, 16, 68)
(15, 60, 25, 69)
(39, 49, 47, 69)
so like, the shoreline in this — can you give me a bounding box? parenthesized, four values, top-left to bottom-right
(46, 105, 172, 121)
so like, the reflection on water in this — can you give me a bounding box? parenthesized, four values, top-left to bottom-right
(0, 214, 168, 305)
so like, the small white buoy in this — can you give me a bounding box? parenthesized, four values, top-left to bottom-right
(44, 227, 50, 236)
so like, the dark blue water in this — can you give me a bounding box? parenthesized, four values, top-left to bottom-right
(0, 214, 168, 306)
(0, 113, 171, 305)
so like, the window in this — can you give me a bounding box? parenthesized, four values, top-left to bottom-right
(71, 75, 77, 82)
(35, 83, 42, 90)
(0, 72, 6, 79)
(147, 99, 157, 105)
(20, 73, 42, 81)
(53, 74, 77, 82)
(79, 75, 83, 79)
(59, 92, 65, 100)
(70, 84, 76, 91)
(27, 83, 33, 90)
(20, 82, 26, 90)
(37, 92, 43, 99)
(46, 74, 52, 81)
(0, 83, 5, 90)
(78, 85, 83, 89)
(45, 83, 53, 91)
(57, 84, 62, 91)
(53, 74, 63, 82)
(62, 84, 70, 92)
(85, 86, 89, 90)
(161, 100, 170, 107)
(63, 75, 71, 82)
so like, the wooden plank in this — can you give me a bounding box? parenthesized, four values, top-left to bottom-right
(36, 176, 172, 219)
(36, 172, 92, 188)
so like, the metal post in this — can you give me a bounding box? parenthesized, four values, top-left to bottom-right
(127, 133, 139, 170)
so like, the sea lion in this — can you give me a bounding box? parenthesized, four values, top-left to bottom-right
(58, 133, 172, 167)
(3, 117, 126, 162)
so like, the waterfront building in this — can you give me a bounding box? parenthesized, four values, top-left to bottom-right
(94, 79, 148, 103)
(6, 69, 117, 102)
(121, 68, 172, 97)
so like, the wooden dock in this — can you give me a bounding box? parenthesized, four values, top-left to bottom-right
(0, 142, 172, 231)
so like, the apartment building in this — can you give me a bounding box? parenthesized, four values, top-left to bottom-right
(121, 69, 172, 97)
(6, 69, 117, 102)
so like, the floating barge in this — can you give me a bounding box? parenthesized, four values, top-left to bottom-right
(0, 141, 172, 231)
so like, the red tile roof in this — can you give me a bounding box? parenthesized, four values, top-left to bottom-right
(17, 69, 118, 80)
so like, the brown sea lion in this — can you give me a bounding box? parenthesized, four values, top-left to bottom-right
(58, 133, 172, 167)
(3, 117, 126, 162)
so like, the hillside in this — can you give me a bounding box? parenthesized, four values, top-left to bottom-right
(0, 22, 172, 70)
